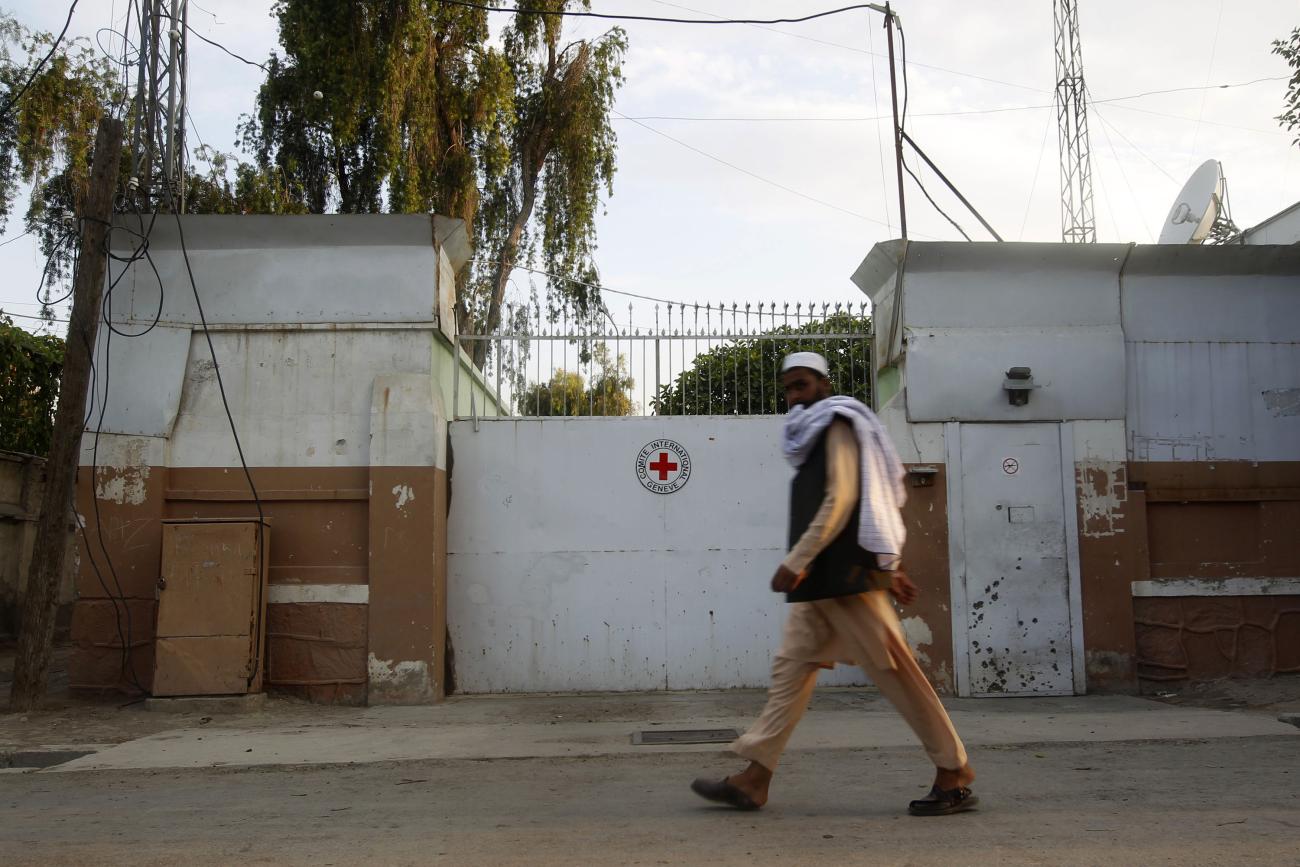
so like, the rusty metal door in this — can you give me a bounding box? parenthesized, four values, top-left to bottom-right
(153, 519, 269, 696)
(954, 424, 1075, 696)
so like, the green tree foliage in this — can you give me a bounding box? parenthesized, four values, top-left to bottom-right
(651, 314, 873, 416)
(0, 14, 121, 291)
(517, 344, 633, 416)
(0, 314, 64, 455)
(242, 1, 627, 364)
(182, 146, 310, 216)
(1275, 27, 1300, 146)
(0, 15, 292, 314)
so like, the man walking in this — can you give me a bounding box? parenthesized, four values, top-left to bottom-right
(691, 352, 977, 816)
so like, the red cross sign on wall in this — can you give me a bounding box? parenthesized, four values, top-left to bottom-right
(648, 452, 678, 481)
(636, 439, 691, 494)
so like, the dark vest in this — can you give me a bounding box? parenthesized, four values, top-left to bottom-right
(786, 424, 888, 603)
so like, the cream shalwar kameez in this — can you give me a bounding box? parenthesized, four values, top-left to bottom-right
(730, 419, 967, 772)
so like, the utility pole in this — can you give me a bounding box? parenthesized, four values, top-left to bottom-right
(9, 117, 124, 712)
(882, 3, 907, 241)
(1054, 0, 1096, 243)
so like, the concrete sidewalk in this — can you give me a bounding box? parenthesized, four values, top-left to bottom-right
(22, 689, 1298, 774)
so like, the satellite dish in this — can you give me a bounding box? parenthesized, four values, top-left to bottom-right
(1158, 159, 1224, 244)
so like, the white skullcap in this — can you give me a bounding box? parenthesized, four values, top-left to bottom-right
(781, 351, 830, 378)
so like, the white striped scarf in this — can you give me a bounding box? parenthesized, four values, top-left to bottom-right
(782, 395, 907, 567)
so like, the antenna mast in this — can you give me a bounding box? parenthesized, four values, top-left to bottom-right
(1053, 0, 1096, 243)
(129, 0, 190, 212)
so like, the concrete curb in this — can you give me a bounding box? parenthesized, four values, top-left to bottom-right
(47, 696, 1300, 774)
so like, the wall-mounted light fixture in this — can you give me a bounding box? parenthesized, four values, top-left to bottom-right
(907, 466, 938, 488)
(1003, 366, 1038, 406)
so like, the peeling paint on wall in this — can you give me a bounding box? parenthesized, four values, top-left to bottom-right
(367, 653, 433, 701)
(1130, 435, 1210, 462)
(391, 484, 415, 511)
(930, 660, 953, 694)
(93, 463, 150, 505)
(1262, 388, 1300, 417)
(900, 615, 934, 667)
(1077, 460, 1127, 538)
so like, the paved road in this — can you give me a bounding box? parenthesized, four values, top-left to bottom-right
(4, 736, 1297, 865)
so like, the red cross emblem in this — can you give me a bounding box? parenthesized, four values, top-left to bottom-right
(636, 439, 691, 494)
(648, 452, 679, 481)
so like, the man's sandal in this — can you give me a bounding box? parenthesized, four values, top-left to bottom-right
(907, 785, 979, 816)
(690, 777, 762, 811)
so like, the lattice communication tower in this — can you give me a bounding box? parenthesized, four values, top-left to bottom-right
(127, 0, 190, 212)
(1053, 0, 1096, 243)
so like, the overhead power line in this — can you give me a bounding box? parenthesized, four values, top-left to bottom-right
(615, 110, 929, 235)
(183, 23, 269, 71)
(2, 309, 70, 324)
(649, 0, 1047, 94)
(433, 1, 886, 26)
(614, 74, 1290, 124)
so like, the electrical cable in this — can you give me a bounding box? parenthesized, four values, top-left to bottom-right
(1089, 89, 1156, 242)
(867, 14, 891, 235)
(434, 1, 884, 26)
(0, 0, 81, 118)
(512, 264, 688, 307)
(615, 106, 1050, 123)
(898, 16, 909, 132)
(1100, 100, 1289, 138)
(894, 17, 970, 241)
(0, 309, 70, 323)
(21, 214, 152, 698)
(1186, 0, 1226, 177)
(80, 205, 163, 697)
(1019, 111, 1054, 241)
(182, 23, 268, 71)
(614, 110, 920, 233)
(0, 229, 33, 248)
(1094, 75, 1286, 106)
(150, 9, 268, 70)
(648, 0, 1048, 95)
(27, 203, 182, 698)
(1090, 106, 1181, 184)
(87, 284, 151, 697)
(613, 76, 1288, 124)
(903, 159, 970, 241)
(160, 184, 267, 689)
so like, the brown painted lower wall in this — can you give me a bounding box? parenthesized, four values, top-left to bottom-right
(899, 464, 954, 694)
(1128, 461, 1300, 690)
(267, 602, 368, 705)
(1134, 595, 1300, 688)
(70, 463, 443, 704)
(1075, 462, 1141, 693)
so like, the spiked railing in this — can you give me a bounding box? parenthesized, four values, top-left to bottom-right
(453, 299, 872, 419)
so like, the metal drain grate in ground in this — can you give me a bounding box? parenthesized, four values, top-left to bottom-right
(1, 749, 96, 769)
(632, 728, 739, 746)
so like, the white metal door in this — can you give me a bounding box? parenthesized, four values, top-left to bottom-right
(956, 424, 1075, 695)
(446, 417, 869, 693)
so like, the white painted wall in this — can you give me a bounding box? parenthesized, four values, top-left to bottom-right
(447, 417, 870, 692)
(168, 329, 433, 469)
(1122, 250, 1300, 462)
(853, 242, 1129, 423)
(85, 214, 493, 470)
(1240, 203, 1300, 245)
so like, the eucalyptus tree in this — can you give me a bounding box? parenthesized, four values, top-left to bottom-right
(243, 0, 628, 365)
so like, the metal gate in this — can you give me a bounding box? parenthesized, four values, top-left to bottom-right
(446, 302, 873, 693)
(945, 423, 1085, 696)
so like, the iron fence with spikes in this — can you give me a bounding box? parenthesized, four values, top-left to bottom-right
(453, 299, 872, 419)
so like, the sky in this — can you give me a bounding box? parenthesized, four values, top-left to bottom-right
(1, 0, 1298, 337)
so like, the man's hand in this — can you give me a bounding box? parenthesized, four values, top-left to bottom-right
(888, 569, 919, 606)
(771, 564, 804, 593)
